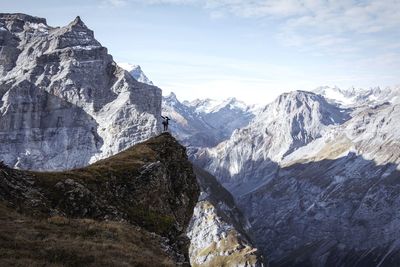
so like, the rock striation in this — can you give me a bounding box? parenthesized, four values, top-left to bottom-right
(0, 13, 162, 170)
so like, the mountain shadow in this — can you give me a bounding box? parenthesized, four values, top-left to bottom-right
(0, 80, 103, 170)
(237, 153, 400, 267)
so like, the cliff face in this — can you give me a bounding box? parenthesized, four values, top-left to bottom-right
(188, 167, 266, 267)
(0, 133, 200, 266)
(0, 13, 162, 170)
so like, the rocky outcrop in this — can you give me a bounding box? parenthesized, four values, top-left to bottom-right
(0, 133, 200, 266)
(0, 13, 162, 170)
(188, 166, 266, 267)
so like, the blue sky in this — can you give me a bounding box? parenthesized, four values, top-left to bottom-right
(2, 0, 400, 104)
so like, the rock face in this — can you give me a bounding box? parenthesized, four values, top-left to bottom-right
(162, 92, 255, 148)
(188, 166, 265, 267)
(195, 89, 400, 266)
(0, 13, 162, 170)
(0, 133, 200, 266)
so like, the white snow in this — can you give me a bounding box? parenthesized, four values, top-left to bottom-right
(26, 22, 49, 33)
(72, 45, 101, 50)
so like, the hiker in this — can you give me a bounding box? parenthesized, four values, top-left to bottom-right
(161, 115, 171, 131)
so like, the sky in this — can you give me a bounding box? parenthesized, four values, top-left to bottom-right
(1, 0, 400, 104)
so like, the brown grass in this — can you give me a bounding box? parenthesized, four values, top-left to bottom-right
(0, 202, 175, 267)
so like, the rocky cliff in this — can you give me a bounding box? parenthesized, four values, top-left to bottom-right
(188, 166, 265, 267)
(0, 13, 162, 170)
(0, 133, 199, 266)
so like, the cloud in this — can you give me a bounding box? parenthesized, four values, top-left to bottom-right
(123, 0, 400, 56)
(110, 0, 400, 91)
(129, 0, 400, 33)
(101, 0, 128, 7)
(111, 0, 400, 36)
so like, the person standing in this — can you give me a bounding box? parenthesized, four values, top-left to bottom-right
(161, 115, 171, 131)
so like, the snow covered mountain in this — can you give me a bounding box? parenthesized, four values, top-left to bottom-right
(194, 90, 352, 193)
(162, 92, 255, 147)
(314, 85, 400, 107)
(3, 13, 400, 267)
(118, 63, 154, 85)
(0, 14, 161, 170)
(194, 89, 400, 266)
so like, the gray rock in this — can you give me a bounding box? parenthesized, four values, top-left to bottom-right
(0, 13, 162, 170)
(196, 90, 400, 266)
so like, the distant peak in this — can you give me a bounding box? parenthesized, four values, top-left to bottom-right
(225, 97, 237, 103)
(280, 90, 318, 100)
(167, 92, 177, 99)
(118, 63, 154, 85)
(69, 15, 87, 28)
(164, 92, 180, 105)
(276, 90, 328, 107)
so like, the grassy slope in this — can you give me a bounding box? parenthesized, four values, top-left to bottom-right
(0, 133, 199, 266)
(0, 203, 174, 267)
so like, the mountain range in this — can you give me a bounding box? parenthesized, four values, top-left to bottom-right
(1, 12, 400, 267)
(194, 88, 400, 266)
(162, 92, 255, 148)
(124, 62, 400, 266)
(0, 13, 264, 267)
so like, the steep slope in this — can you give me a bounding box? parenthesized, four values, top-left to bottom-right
(194, 90, 351, 194)
(0, 133, 200, 266)
(0, 13, 161, 170)
(188, 166, 265, 267)
(118, 63, 154, 85)
(241, 103, 400, 266)
(195, 89, 400, 266)
(162, 92, 255, 147)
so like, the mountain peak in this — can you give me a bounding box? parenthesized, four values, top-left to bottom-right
(163, 92, 180, 107)
(166, 92, 178, 100)
(276, 90, 325, 108)
(68, 15, 87, 28)
(119, 63, 154, 85)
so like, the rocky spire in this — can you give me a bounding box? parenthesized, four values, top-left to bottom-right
(68, 15, 88, 28)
